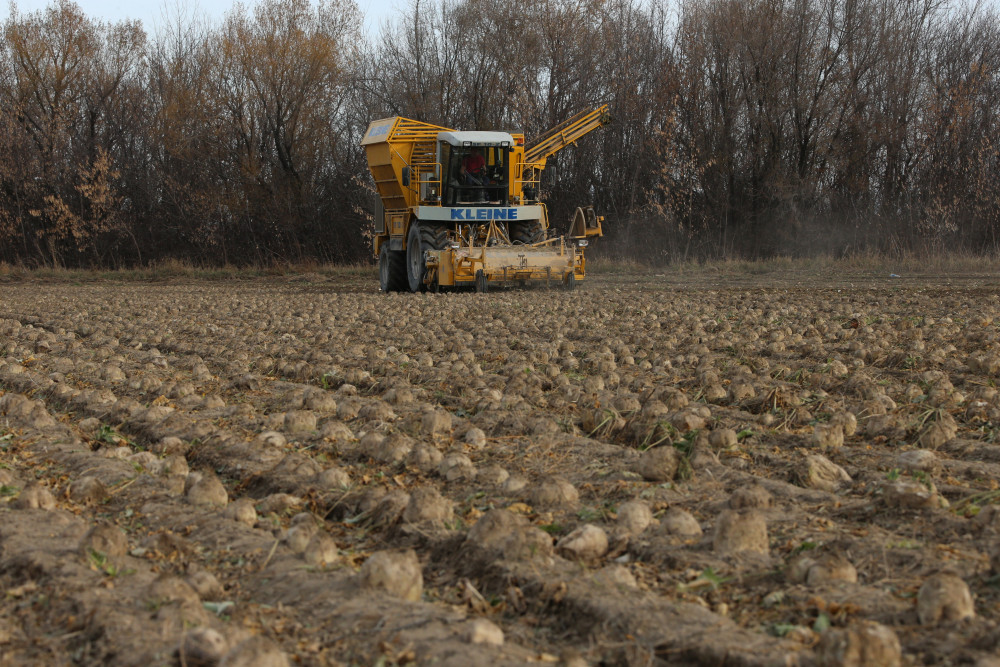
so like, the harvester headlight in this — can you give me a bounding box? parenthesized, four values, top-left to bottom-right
(577, 239, 589, 247)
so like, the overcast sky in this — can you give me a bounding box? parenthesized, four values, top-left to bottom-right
(7, 0, 997, 37)
(5, 0, 403, 35)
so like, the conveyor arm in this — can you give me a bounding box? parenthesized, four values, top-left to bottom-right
(523, 104, 610, 169)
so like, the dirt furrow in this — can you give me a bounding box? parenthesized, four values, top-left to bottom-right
(2, 274, 1000, 666)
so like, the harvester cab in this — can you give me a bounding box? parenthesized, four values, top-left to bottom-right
(362, 105, 609, 293)
(438, 132, 514, 206)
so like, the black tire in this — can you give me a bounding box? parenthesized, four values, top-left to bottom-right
(509, 220, 544, 245)
(406, 221, 450, 292)
(406, 223, 425, 292)
(475, 269, 488, 293)
(420, 223, 450, 251)
(563, 272, 576, 290)
(379, 243, 406, 292)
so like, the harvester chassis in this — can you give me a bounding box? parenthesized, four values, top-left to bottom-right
(362, 106, 609, 293)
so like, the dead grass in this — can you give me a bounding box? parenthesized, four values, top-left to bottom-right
(591, 251, 1000, 281)
(0, 258, 375, 283)
(586, 256, 656, 275)
(1, 251, 996, 284)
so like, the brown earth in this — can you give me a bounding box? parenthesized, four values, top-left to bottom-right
(1, 265, 1000, 666)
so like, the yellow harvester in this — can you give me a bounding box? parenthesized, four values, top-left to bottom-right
(361, 106, 610, 292)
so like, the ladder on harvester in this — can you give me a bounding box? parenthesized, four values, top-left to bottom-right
(408, 140, 440, 202)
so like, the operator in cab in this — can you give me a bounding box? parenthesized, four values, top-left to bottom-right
(460, 146, 487, 186)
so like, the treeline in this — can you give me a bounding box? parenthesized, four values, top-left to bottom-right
(0, 0, 997, 267)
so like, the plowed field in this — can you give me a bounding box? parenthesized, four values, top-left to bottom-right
(2, 266, 1000, 666)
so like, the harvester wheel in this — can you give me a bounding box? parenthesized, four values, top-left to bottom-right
(421, 224, 449, 250)
(379, 244, 407, 292)
(563, 272, 576, 290)
(475, 269, 488, 293)
(509, 220, 544, 245)
(406, 223, 427, 292)
(407, 221, 449, 292)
